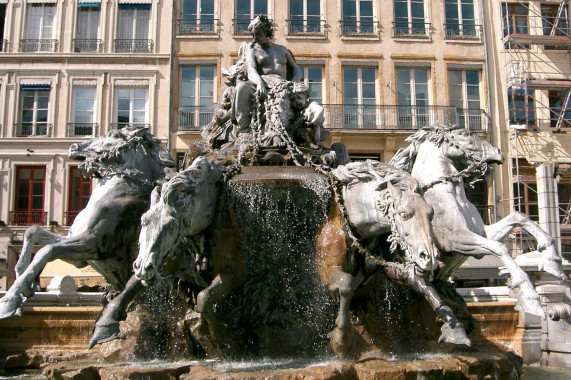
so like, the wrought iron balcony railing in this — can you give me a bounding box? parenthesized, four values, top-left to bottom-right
(178, 18, 219, 35)
(177, 106, 215, 131)
(341, 20, 380, 36)
(9, 211, 47, 226)
(68, 123, 98, 137)
(393, 22, 431, 38)
(14, 123, 52, 137)
(286, 19, 327, 36)
(19, 39, 59, 52)
(73, 39, 103, 53)
(233, 18, 274, 36)
(444, 24, 482, 40)
(176, 105, 489, 133)
(64, 211, 80, 226)
(111, 122, 151, 130)
(114, 39, 153, 53)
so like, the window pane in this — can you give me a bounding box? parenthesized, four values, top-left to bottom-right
(307, 0, 320, 16)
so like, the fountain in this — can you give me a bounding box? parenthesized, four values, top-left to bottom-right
(1, 15, 566, 379)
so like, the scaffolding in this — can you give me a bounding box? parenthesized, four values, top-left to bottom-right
(502, 1, 571, 255)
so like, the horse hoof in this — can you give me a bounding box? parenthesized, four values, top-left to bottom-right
(516, 297, 546, 319)
(0, 295, 24, 319)
(539, 257, 566, 281)
(89, 322, 125, 348)
(438, 323, 471, 347)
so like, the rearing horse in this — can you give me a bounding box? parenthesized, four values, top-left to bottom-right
(390, 124, 566, 333)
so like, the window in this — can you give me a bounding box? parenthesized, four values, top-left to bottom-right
(179, 65, 215, 129)
(0, 4, 7, 52)
(444, 0, 477, 39)
(17, 86, 50, 136)
(71, 87, 97, 136)
(74, 4, 101, 52)
(12, 166, 46, 226)
(300, 65, 323, 104)
(394, 0, 428, 37)
(23, 4, 57, 52)
(116, 4, 152, 53)
(508, 88, 535, 127)
(541, 4, 569, 50)
(548, 90, 570, 128)
(342, 0, 375, 36)
(180, 0, 216, 34)
(235, 0, 267, 34)
(343, 67, 377, 128)
(396, 67, 430, 127)
(66, 166, 92, 226)
(502, 2, 528, 48)
(288, 0, 322, 35)
(115, 87, 148, 128)
(514, 182, 538, 221)
(448, 69, 482, 131)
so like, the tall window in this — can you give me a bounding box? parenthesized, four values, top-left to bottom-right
(18, 86, 50, 136)
(0, 4, 7, 52)
(23, 4, 57, 52)
(300, 65, 323, 104)
(444, 0, 477, 39)
(508, 88, 535, 126)
(448, 69, 481, 130)
(75, 4, 101, 52)
(66, 166, 92, 226)
(396, 67, 430, 127)
(181, 0, 215, 34)
(289, 0, 322, 34)
(502, 2, 528, 48)
(541, 4, 569, 50)
(115, 87, 147, 128)
(13, 166, 46, 226)
(342, 0, 375, 35)
(343, 67, 377, 128)
(116, 4, 151, 53)
(235, 0, 267, 34)
(71, 87, 97, 136)
(548, 90, 570, 128)
(394, 0, 427, 37)
(179, 65, 215, 129)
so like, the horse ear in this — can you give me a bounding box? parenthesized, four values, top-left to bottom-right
(387, 182, 402, 203)
(150, 185, 162, 207)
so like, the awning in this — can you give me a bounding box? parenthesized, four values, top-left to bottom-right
(510, 130, 571, 165)
(341, 61, 378, 68)
(114, 79, 149, 87)
(20, 79, 52, 88)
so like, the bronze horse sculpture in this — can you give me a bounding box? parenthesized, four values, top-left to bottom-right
(133, 158, 440, 357)
(0, 126, 176, 347)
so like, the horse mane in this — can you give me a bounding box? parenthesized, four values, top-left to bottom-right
(334, 160, 420, 194)
(160, 158, 220, 207)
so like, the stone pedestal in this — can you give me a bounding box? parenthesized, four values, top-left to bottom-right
(538, 284, 571, 368)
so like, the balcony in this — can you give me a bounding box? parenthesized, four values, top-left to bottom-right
(393, 22, 431, 38)
(444, 24, 482, 40)
(64, 211, 80, 226)
(177, 106, 215, 131)
(114, 39, 153, 53)
(9, 211, 47, 226)
(286, 19, 327, 36)
(178, 18, 219, 35)
(19, 39, 58, 52)
(73, 39, 103, 53)
(457, 109, 490, 132)
(14, 123, 52, 137)
(68, 123, 98, 137)
(341, 20, 380, 37)
(111, 122, 151, 130)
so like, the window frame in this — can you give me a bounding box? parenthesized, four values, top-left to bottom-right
(116, 4, 152, 53)
(342, 65, 378, 128)
(13, 165, 47, 226)
(66, 165, 93, 226)
(70, 85, 97, 137)
(74, 4, 102, 52)
(114, 86, 149, 128)
(508, 87, 536, 127)
(288, 0, 324, 35)
(395, 65, 431, 128)
(234, 0, 269, 35)
(23, 3, 57, 52)
(180, 0, 217, 34)
(341, 0, 376, 36)
(18, 86, 51, 136)
(393, 0, 429, 37)
(300, 65, 324, 104)
(179, 64, 216, 129)
(444, 0, 478, 39)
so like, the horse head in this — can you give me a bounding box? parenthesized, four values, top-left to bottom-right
(133, 157, 223, 285)
(68, 126, 175, 182)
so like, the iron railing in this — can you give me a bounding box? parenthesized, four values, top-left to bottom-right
(176, 105, 488, 133)
(64, 211, 80, 226)
(68, 123, 98, 137)
(111, 122, 151, 130)
(444, 24, 482, 40)
(73, 39, 103, 53)
(178, 18, 219, 35)
(19, 39, 58, 52)
(341, 20, 380, 36)
(114, 39, 153, 53)
(14, 123, 52, 137)
(177, 106, 215, 131)
(474, 205, 495, 225)
(9, 211, 47, 226)
(393, 22, 431, 38)
(286, 19, 327, 36)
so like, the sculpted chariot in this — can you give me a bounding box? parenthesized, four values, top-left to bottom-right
(0, 15, 566, 360)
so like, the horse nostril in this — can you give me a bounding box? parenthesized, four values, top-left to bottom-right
(144, 262, 154, 273)
(133, 261, 140, 271)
